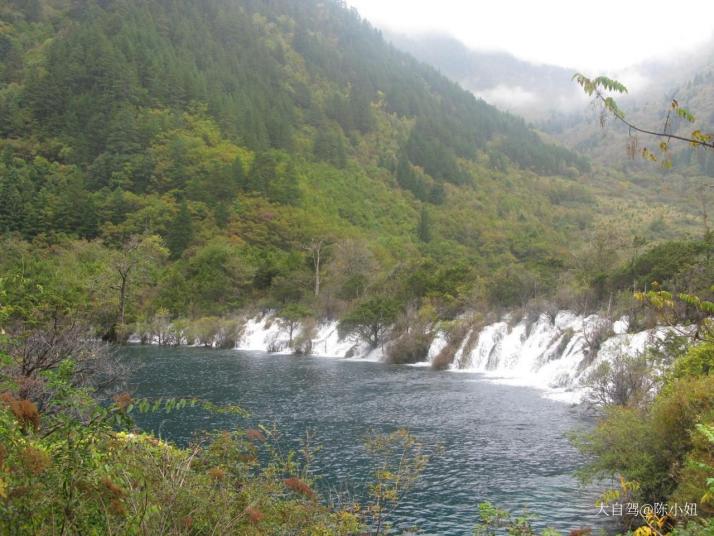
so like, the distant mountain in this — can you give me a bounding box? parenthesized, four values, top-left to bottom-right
(387, 31, 714, 179)
(385, 32, 585, 120)
(538, 51, 714, 178)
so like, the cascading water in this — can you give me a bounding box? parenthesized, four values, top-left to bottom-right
(237, 315, 384, 361)
(431, 312, 673, 401)
(234, 310, 673, 402)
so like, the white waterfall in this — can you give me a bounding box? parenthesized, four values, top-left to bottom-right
(232, 310, 674, 403)
(426, 311, 672, 402)
(236, 316, 384, 361)
(310, 322, 384, 361)
(238, 316, 292, 354)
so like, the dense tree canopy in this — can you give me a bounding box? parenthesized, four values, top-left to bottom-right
(0, 0, 707, 336)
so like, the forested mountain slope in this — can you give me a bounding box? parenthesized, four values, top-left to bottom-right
(387, 31, 714, 217)
(535, 57, 714, 229)
(0, 0, 706, 338)
(542, 61, 714, 174)
(385, 32, 583, 121)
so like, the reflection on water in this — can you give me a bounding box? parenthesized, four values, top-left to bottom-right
(122, 345, 613, 535)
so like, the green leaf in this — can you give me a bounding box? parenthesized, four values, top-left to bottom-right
(676, 107, 695, 122)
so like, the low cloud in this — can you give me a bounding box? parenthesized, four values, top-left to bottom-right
(475, 84, 539, 110)
(475, 84, 587, 118)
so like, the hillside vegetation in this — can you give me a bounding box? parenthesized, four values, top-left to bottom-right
(0, 0, 708, 342)
(541, 58, 714, 184)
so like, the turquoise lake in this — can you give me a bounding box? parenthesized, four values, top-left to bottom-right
(121, 345, 613, 535)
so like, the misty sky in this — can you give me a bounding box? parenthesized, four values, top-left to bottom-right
(347, 0, 714, 72)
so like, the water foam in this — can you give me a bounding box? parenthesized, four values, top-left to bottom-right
(234, 311, 672, 403)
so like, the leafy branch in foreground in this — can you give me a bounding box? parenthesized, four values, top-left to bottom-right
(364, 429, 430, 535)
(573, 73, 714, 167)
(472, 502, 560, 536)
(634, 287, 714, 343)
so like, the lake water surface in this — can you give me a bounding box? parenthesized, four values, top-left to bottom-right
(122, 345, 613, 535)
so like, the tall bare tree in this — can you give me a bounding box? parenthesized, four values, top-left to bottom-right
(110, 235, 167, 335)
(304, 238, 330, 297)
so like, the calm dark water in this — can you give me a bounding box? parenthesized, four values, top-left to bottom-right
(121, 345, 612, 535)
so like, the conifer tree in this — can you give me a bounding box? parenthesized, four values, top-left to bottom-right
(417, 206, 432, 243)
(166, 201, 193, 260)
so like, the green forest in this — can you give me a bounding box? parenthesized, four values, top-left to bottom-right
(1, 0, 713, 534)
(2, 0, 709, 340)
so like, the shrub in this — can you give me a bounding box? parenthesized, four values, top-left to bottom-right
(670, 423, 714, 517)
(581, 350, 659, 409)
(431, 319, 474, 370)
(672, 342, 714, 380)
(292, 318, 317, 355)
(581, 318, 614, 360)
(431, 342, 458, 370)
(386, 328, 433, 365)
(0, 380, 363, 535)
(473, 501, 561, 536)
(187, 316, 221, 347)
(575, 375, 714, 506)
(215, 317, 242, 349)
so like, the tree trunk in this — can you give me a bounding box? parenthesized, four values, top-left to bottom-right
(314, 247, 321, 297)
(310, 240, 323, 297)
(118, 271, 128, 326)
